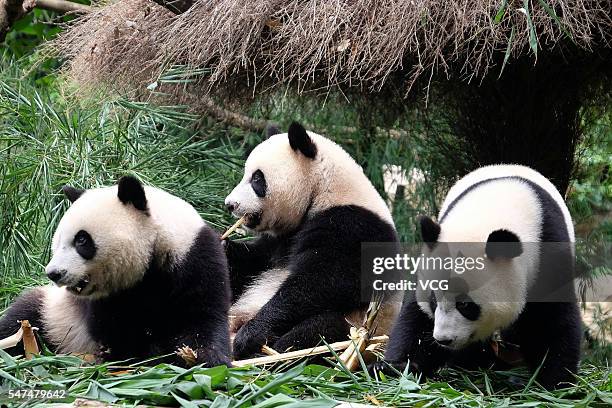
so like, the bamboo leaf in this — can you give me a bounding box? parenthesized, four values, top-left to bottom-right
(523, 0, 538, 57)
(499, 26, 516, 78)
(494, 0, 509, 24)
(537, 0, 573, 40)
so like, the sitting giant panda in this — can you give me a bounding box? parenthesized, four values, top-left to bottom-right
(224, 122, 399, 359)
(379, 165, 581, 389)
(0, 176, 231, 367)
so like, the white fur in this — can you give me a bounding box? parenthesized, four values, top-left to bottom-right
(417, 165, 574, 349)
(229, 268, 289, 332)
(439, 164, 574, 242)
(41, 286, 98, 354)
(47, 185, 204, 298)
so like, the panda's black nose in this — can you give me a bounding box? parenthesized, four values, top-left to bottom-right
(225, 202, 236, 213)
(436, 338, 453, 346)
(46, 269, 65, 283)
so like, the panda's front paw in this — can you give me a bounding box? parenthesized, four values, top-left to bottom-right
(94, 345, 113, 363)
(369, 360, 408, 377)
(232, 319, 276, 360)
(198, 346, 232, 368)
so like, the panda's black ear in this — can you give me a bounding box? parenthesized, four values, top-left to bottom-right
(485, 229, 522, 259)
(265, 123, 281, 139)
(118, 176, 148, 212)
(62, 186, 85, 203)
(418, 215, 440, 249)
(288, 122, 317, 159)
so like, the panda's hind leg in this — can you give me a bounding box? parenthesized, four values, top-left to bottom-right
(272, 312, 350, 353)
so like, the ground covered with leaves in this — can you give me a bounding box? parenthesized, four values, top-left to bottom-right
(0, 350, 611, 407)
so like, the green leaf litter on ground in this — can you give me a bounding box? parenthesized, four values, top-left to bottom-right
(1, 353, 611, 407)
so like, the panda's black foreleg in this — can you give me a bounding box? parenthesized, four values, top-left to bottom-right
(172, 315, 232, 368)
(0, 288, 46, 355)
(272, 312, 350, 353)
(372, 299, 450, 378)
(515, 302, 581, 389)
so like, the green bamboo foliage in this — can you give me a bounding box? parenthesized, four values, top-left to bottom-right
(0, 68, 242, 290)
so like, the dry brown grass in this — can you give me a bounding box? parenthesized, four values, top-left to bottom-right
(50, 0, 612, 99)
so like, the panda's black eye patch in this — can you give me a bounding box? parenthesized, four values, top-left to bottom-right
(429, 291, 437, 314)
(74, 230, 96, 260)
(250, 169, 267, 198)
(455, 294, 481, 321)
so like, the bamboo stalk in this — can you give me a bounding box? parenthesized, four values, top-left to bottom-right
(232, 335, 388, 367)
(21, 320, 39, 359)
(261, 345, 280, 355)
(220, 215, 245, 240)
(338, 296, 382, 370)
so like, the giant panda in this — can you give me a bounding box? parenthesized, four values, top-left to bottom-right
(378, 164, 582, 389)
(0, 176, 231, 367)
(223, 122, 399, 359)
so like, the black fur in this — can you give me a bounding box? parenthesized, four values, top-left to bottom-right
(85, 225, 230, 366)
(288, 122, 317, 159)
(378, 176, 581, 389)
(225, 205, 398, 359)
(418, 215, 440, 249)
(74, 230, 96, 260)
(0, 288, 51, 354)
(117, 176, 148, 211)
(0, 226, 232, 367)
(62, 185, 85, 203)
(250, 170, 267, 198)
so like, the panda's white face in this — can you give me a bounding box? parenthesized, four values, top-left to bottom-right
(420, 282, 523, 350)
(225, 128, 317, 235)
(46, 177, 156, 298)
(429, 293, 481, 350)
(416, 224, 528, 350)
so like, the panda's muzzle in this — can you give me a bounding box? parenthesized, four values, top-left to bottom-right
(224, 201, 262, 229)
(64, 277, 91, 295)
(49, 271, 90, 295)
(46, 268, 66, 284)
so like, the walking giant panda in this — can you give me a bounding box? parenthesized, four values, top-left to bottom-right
(224, 122, 399, 359)
(377, 165, 581, 389)
(0, 176, 231, 367)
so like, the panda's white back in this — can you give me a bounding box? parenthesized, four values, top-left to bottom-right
(438, 178, 543, 244)
(439, 164, 574, 242)
(306, 133, 394, 227)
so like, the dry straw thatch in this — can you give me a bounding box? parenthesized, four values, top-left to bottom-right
(51, 0, 611, 99)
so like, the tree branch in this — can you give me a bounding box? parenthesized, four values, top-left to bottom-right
(1, 0, 90, 42)
(197, 94, 270, 133)
(36, 0, 91, 13)
(1, 0, 34, 41)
